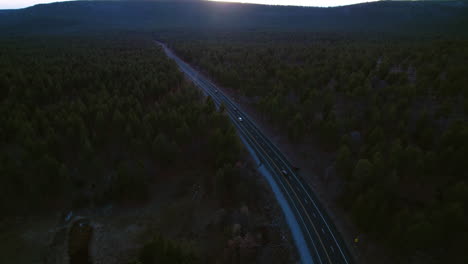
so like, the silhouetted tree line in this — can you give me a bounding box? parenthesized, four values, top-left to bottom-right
(0, 35, 242, 215)
(3, 1, 468, 37)
(165, 32, 468, 263)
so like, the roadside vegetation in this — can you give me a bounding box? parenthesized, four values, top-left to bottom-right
(164, 32, 468, 263)
(0, 34, 293, 263)
(2, 1, 468, 263)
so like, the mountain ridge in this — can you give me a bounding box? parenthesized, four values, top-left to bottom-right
(1, 0, 467, 36)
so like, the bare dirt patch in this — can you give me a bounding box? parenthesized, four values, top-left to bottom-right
(3, 159, 297, 264)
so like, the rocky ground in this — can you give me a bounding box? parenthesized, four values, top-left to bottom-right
(1, 157, 297, 264)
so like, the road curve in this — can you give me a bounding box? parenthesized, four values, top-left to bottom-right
(158, 41, 355, 264)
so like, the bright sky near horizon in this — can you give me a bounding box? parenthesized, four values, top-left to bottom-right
(208, 0, 379, 7)
(0, 0, 379, 10)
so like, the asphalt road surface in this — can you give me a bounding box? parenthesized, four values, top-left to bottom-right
(158, 41, 354, 264)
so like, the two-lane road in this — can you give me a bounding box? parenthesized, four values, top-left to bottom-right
(158, 41, 354, 264)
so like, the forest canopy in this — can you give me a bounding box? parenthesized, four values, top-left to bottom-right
(0, 34, 243, 215)
(162, 31, 468, 263)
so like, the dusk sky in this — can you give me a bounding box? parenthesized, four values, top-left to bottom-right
(0, 0, 379, 9)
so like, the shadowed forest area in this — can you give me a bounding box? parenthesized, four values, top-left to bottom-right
(162, 31, 468, 263)
(0, 35, 294, 264)
(0, 34, 238, 212)
(1, 0, 468, 263)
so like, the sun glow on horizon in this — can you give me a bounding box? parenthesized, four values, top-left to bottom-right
(0, 0, 380, 10)
(207, 0, 380, 7)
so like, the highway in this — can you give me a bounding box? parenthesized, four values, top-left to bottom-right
(158, 41, 354, 264)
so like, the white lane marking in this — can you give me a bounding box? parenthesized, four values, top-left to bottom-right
(330, 246, 335, 253)
(234, 116, 323, 264)
(304, 198, 308, 204)
(166, 45, 329, 264)
(230, 102, 351, 262)
(279, 164, 351, 263)
(321, 228, 325, 234)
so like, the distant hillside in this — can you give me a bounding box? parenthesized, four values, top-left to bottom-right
(0, 0, 467, 35)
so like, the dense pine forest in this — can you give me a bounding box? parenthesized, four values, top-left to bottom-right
(163, 32, 468, 263)
(0, 34, 294, 264)
(0, 34, 237, 212)
(2, 1, 468, 263)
